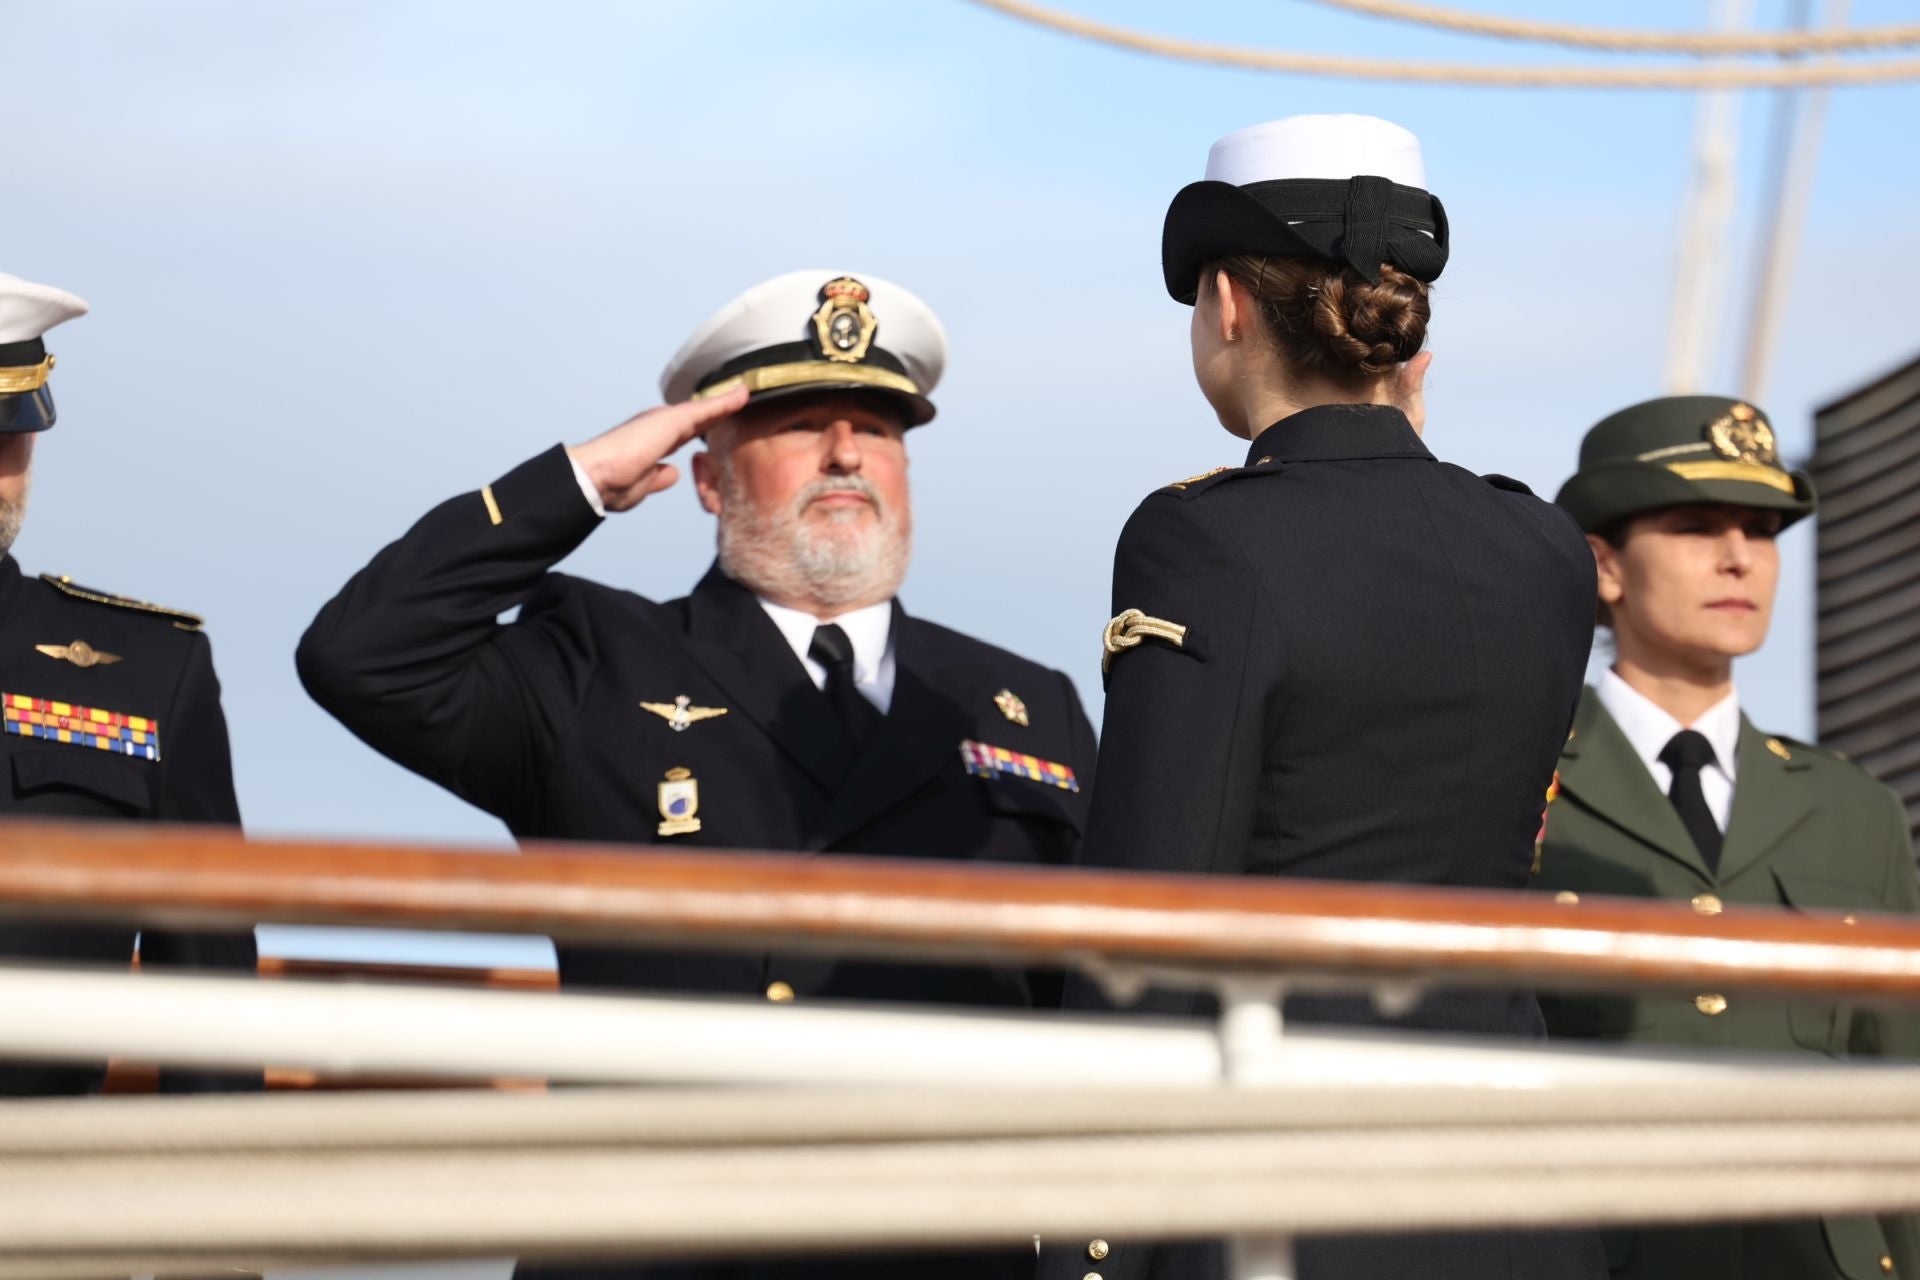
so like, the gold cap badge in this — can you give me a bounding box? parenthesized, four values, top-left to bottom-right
(810, 276, 878, 364)
(1706, 402, 1778, 467)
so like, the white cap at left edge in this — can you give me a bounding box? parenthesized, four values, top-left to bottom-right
(0, 273, 89, 346)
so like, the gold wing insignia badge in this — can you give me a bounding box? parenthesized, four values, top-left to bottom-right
(35, 640, 123, 669)
(1101, 608, 1188, 674)
(641, 694, 730, 733)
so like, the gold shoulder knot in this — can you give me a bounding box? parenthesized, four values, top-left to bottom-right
(38, 574, 204, 633)
(1163, 466, 1232, 491)
(1102, 608, 1188, 673)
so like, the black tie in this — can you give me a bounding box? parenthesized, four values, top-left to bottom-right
(809, 623, 879, 746)
(1659, 729, 1723, 872)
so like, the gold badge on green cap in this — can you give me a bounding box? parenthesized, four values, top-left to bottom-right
(1706, 402, 1777, 466)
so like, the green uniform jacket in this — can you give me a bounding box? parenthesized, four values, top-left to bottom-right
(1535, 687, 1920, 1280)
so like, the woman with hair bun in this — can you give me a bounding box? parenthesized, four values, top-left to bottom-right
(1057, 115, 1604, 1280)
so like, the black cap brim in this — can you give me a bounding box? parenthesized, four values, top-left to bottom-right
(1555, 460, 1816, 533)
(714, 379, 936, 429)
(743, 380, 935, 427)
(0, 388, 55, 434)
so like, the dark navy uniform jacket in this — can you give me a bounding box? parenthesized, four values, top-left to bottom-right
(1045, 404, 1603, 1280)
(296, 443, 1096, 1280)
(0, 554, 258, 1095)
(297, 444, 1094, 1009)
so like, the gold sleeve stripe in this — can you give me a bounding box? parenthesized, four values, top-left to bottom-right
(1665, 460, 1796, 494)
(481, 485, 504, 526)
(1102, 608, 1188, 673)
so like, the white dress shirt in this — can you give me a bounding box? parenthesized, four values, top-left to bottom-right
(569, 453, 609, 517)
(565, 453, 897, 712)
(757, 598, 896, 714)
(1594, 668, 1741, 832)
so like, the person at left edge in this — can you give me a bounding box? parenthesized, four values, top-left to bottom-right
(0, 271, 259, 1096)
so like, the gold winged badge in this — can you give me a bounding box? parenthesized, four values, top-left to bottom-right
(640, 694, 729, 733)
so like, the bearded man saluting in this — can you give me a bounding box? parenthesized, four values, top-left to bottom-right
(298, 268, 1095, 1036)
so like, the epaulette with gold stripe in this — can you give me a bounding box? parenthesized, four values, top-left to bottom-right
(1162, 466, 1234, 492)
(38, 574, 204, 633)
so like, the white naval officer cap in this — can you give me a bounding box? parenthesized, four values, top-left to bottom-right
(1161, 113, 1449, 303)
(0, 271, 90, 434)
(659, 269, 949, 426)
(1203, 113, 1428, 188)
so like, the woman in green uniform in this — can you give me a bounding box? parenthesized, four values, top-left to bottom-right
(1537, 393, 1920, 1280)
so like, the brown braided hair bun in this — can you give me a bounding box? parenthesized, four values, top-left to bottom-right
(1206, 255, 1431, 385)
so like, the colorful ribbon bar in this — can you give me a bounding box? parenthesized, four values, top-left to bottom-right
(3, 693, 161, 761)
(958, 738, 1079, 793)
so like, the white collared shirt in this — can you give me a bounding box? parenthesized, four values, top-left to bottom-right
(1595, 668, 1741, 831)
(758, 597, 896, 714)
(565, 455, 897, 712)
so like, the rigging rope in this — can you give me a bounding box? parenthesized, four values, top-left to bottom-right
(1302, 0, 1920, 57)
(964, 0, 1920, 88)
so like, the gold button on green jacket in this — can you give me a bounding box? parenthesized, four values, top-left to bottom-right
(1534, 686, 1920, 1280)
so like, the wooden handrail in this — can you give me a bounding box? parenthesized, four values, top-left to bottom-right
(2, 819, 1918, 999)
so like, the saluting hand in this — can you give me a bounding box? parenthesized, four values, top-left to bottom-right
(566, 384, 750, 513)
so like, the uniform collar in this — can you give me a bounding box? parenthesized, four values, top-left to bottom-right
(0, 555, 19, 614)
(758, 596, 894, 690)
(1244, 403, 1433, 467)
(1559, 687, 1712, 883)
(1594, 668, 1741, 786)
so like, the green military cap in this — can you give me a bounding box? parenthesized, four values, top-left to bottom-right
(1555, 395, 1816, 533)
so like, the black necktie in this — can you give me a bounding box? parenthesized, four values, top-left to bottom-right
(809, 623, 880, 746)
(1659, 729, 1723, 872)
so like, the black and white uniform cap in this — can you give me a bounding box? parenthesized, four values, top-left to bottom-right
(659, 269, 948, 426)
(1161, 113, 1449, 304)
(0, 272, 88, 434)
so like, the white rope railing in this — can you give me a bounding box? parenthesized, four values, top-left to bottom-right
(0, 964, 1730, 1091)
(1302, 0, 1920, 56)
(6, 1078, 1920, 1272)
(963, 0, 1920, 88)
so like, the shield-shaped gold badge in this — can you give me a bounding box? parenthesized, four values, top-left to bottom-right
(657, 766, 702, 837)
(810, 276, 878, 364)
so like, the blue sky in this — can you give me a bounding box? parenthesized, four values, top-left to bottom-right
(7, 0, 1919, 972)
